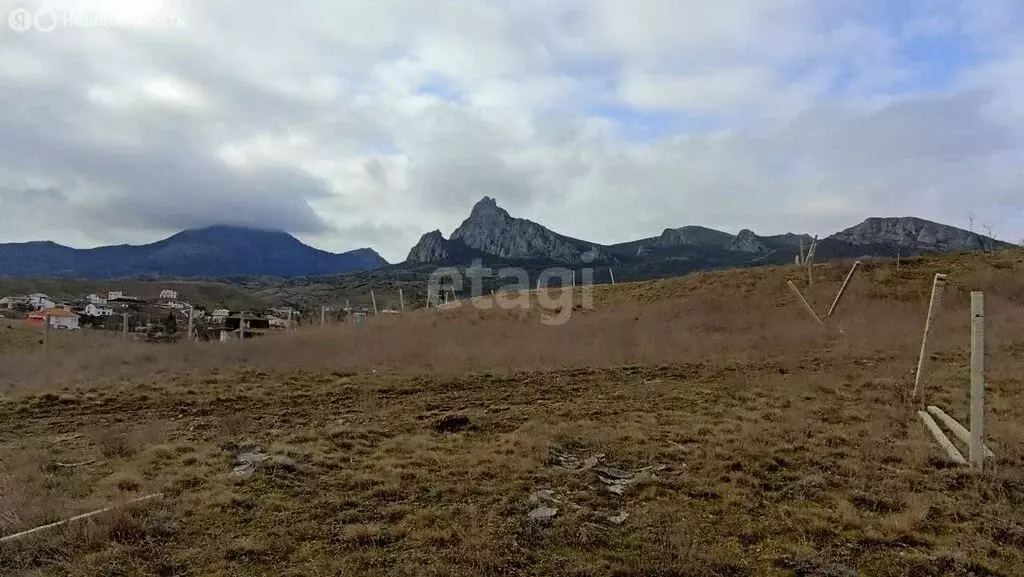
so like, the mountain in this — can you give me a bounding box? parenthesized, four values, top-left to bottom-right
(408, 197, 611, 264)
(404, 198, 1009, 279)
(0, 225, 387, 278)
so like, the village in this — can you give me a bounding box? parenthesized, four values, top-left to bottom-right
(0, 289, 317, 342)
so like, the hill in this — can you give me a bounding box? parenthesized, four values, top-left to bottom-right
(1, 248, 1022, 576)
(0, 226, 387, 279)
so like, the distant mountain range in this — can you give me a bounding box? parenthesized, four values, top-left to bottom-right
(0, 226, 387, 278)
(406, 197, 1011, 275)
(1, 199, 1011, 282)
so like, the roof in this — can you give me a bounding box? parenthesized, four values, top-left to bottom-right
(40, 307, 79, 318)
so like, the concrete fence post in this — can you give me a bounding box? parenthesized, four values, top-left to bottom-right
(399, 289, 405, 313)
(609, 268, 616, 285)
(971, 291, 986, 469)
(371, 291, 378, 314)
(827, 261, 861, 318)
(787, 280, 823, 324)
(913, 273, 947, 396)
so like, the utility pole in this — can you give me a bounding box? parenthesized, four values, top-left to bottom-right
(43, 312, 51, 357)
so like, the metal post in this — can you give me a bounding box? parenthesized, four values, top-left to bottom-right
(399, 289, 405, 313)
(913, 273, 947, 396)
(970, 291, 985, 469)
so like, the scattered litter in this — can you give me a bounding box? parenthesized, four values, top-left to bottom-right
(528, 506, 558, 522)
(54, 459, 96, 468)
(607, 511, 629, 525)
(232, 450, 268, 476)
(529, 490, 560, 504)
(594, 466, 633, 480)
(551, 449, 605, 472)
(434, 415, 471, 433)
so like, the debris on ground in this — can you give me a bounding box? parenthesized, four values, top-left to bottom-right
(434, 414, 471, 433)
(607, 511, 629, 525)
(529, 489, 560, 504)
(550, 448, 604, 472)
(528, 506, 558, 522)
(232, 449, 268, 476)
(550, 448, 670, 497)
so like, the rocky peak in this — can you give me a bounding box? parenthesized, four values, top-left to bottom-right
(406, 230, 451, 263)
(828, 217, 1002, 252)
(468, 196, 507, 220)
(448, 197, 610, 264)
(652, 226, 734, 249)
(726, 229, 769, 253)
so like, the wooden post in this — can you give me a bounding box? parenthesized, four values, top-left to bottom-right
(918, 411, 967, 465)
(896, 250, 901, 273)
(970, 291, 985, 469)
(912, 273, 947, 396)
(43, 312, 51, 356)
(609, 268, 616, 285)
(287, 309, 293, 333)
(187, 309, 194, 341)
(399, 289, 405, 313)
(787, 280, 823, 324)
(798, 238, 805, 264)
(826, 261, 861, 318)
(926, 406, 994, 458)
(321, 306, 326, 327)
(122, 313, 128, 341)
(371, 291, 378, 314)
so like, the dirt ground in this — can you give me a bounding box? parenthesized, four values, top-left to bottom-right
(1, 251, 1023, 576)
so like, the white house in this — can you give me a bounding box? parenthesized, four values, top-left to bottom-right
(108, 291, 124, 301)
(28, 293, 55, 310)
(86, 293, 107, 305)
(43, 308, 80, 330)
(160, 289, 179, 300)
(85, 303, 115, 316)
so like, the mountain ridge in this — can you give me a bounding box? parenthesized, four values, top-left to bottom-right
(0, 225, 387, 279)
(406, 198, 1011, 271)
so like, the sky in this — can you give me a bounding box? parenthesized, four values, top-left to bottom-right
(0, 0, 1022, 263)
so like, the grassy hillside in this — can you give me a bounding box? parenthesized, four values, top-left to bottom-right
(1, 248, 1022, 576)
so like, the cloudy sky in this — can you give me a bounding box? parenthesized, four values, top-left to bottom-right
(1, 0, 1022, 262)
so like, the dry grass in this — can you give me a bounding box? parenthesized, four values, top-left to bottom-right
(1, 249, 1023, 576)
